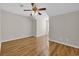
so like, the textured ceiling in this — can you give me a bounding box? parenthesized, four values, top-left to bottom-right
(0, 3, 79, 16)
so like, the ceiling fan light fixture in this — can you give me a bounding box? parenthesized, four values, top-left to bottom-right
(31, 11, 38, 16)
(24, 3, 46, 16)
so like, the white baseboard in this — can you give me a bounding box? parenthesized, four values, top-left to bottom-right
(49, 39, 79, 49)
(2, 35, 33, 42)
(35, 33, 47, 37)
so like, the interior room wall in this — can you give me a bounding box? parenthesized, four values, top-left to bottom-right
(26, 16, 37, 37)
(36, 18, 46, 37)
(1, 10, 49, 42)
(49, 11, 79, 48)
(1, 10, 33, 42)
(46, 20, 49, 34)
(0, 8, 1, 40)
(32, 19, 37, 37)
(0, 6, 1, 54)
(34, 14, 49, 37)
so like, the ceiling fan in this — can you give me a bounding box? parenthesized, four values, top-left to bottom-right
(24, 3, 46, 16)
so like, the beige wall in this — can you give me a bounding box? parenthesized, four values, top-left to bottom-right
(36, 18, 46, 37)
(49, 11, 79, 48)
(34, 14, 49, 37)
(1, 10, 49, 42)
(1, 10, 33, 42)
(0, 6, 1, 54)
(0, 8, 1, 41)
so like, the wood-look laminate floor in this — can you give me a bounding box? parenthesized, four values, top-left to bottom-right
(49, 41, 79, 56)
(1, 36, 49, 56)
(1, 36, 79, 56)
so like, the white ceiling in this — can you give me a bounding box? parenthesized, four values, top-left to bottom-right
(0, 3, 79, 16)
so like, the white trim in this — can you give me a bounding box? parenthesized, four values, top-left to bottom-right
(35, 34, 47, 37)
(2, 35, 33, 42)
(49, 39, 79, 49)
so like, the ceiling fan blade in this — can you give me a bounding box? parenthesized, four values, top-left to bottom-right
(38, 12, 41, 15)
(24, 10, 32, 11)
(38, 8, 46, 10)
(30, 14, 32, 16)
